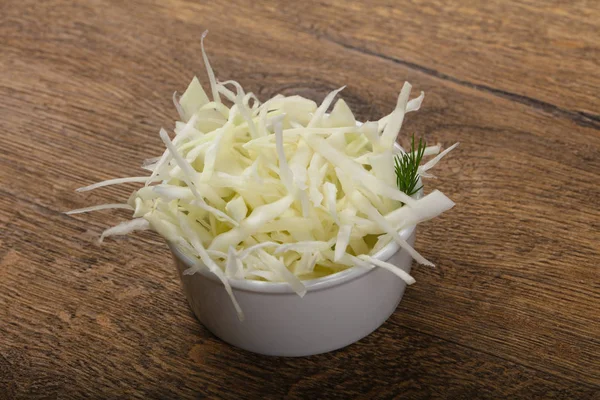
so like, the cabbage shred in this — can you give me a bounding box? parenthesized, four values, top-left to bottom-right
(72, 33, 458, 319)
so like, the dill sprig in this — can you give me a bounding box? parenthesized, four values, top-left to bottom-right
(394, 135, 425, 196)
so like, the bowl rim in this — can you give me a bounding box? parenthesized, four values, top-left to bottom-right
(169, 223, 415, 294)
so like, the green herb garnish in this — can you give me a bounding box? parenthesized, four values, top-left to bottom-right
(394, 134, 425, 196)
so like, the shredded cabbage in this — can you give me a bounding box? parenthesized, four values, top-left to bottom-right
(66, 203, 133, 215)
(71, 33, 458, 320)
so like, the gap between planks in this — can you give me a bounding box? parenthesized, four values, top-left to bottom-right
(320, 35, 600, 131)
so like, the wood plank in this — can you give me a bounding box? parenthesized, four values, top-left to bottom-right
(217, 0, 600, 123)
(1, 0, 599, 397)
(1, 212, 597, 399)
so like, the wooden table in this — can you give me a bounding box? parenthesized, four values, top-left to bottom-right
(1, 1, 599, 398)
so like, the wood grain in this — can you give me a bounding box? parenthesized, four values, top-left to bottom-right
(250, 0, 600, 123)
(1, 0, 599, 398)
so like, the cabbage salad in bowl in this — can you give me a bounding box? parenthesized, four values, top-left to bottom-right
(70, 33, 458, 319)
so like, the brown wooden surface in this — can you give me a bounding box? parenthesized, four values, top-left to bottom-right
(1, 0, 599, 398)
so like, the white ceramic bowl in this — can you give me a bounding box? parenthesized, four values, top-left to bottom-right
(168, 224, 416, 357)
